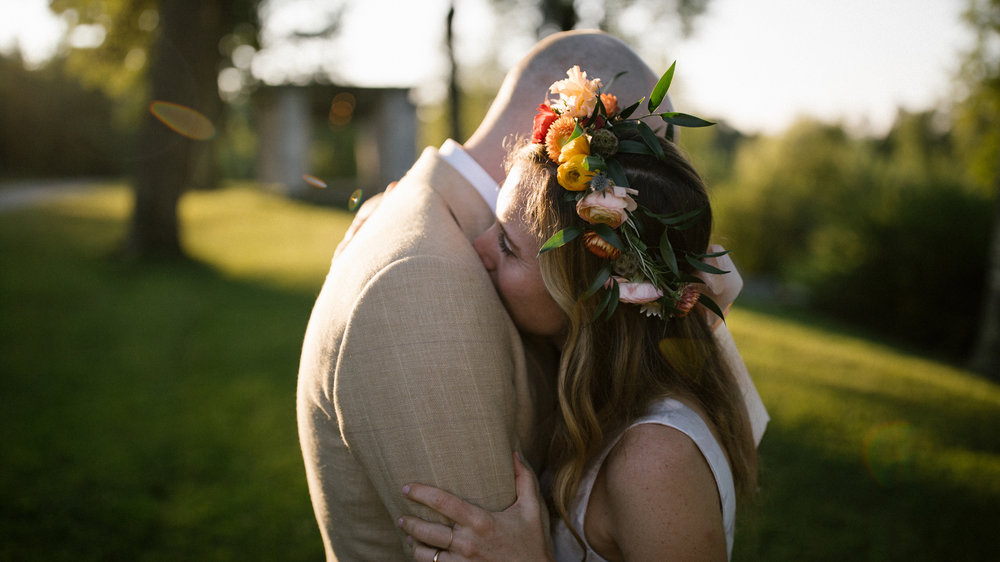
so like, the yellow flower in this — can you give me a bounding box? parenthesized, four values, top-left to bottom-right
(558, 134, 590, 163)
(550, 65, 602, 119)
(557, 154, 595, 191)
(545, 115, 577, 161)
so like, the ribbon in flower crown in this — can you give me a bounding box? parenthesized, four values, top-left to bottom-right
(534, 63, 730, 322)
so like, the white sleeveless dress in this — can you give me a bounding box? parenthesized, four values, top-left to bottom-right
(551, 398, 736, 561)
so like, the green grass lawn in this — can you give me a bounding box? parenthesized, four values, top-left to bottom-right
(1, 184, 997, 560)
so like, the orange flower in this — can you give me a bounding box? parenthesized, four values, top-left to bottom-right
(673, 284, 701, 318)
(583, 230, 622, 259)
(601, 93, 619, 115)
(556, 154, 594, 191)
(545, 115, 577, 162)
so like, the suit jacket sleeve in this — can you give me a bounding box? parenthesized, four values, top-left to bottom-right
(335, 251, 523, 528)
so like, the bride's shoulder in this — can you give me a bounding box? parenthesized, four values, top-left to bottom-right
(605, 422, 708, 487)
(597, 423, 727, 559)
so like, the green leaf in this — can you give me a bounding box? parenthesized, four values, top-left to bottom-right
(604, 282, 620, 320)
(539, 226, 582, 255)
(593, 223, 625, 251)
(637, 121, 666, 161)
(648, 62, 676, 114)
(697, 294, 726, 323)
(583, 265, 612, 298)
(585, 155, 606, 171)
(645, 206, 704, 226)
(660, 229, 679, 276)
(605, 70, 628, 92)
(605, 158, 629, 189)
(660, 112, 715, 128)
(685, 254, 729, 275)
(567, 122, 585, 143)
(616, 139, 652, 155)
(617, 99, 642, 120)
(593, 285, 613, 321)
(696, 249, 730, 259)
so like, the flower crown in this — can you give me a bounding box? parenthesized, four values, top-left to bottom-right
(533, 63, 730, 322)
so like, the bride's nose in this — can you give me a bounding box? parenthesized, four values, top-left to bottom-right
(473, 226, 497, 272)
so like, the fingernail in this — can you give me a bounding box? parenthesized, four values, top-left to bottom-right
(396, 517, 403, 528)
(402, 484, 411, 495)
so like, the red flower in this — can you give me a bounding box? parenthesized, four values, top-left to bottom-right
(532, 103, 559, 144)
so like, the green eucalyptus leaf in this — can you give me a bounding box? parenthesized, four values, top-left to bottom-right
(646, 206, 704, 225)
(605, 70, 628, 92)
(583, 265, 612, 298)
(648, 61, 676, 113)
(686, 254, 729, 275)
(604, 282, 620, 320)
(637, 121, 666, 161)
(593, 223, 625, 251)
(698, 294, 726, 323)
(617, 99, 642, 120)
(660, 112, 715, 128)
(697, 249, 730, 259)
(659, 229, 679, 276)
(605, 158, 629, 189)
(567, 122, 585, 142)
(617, 139, 652, 155)
(539, 226, 582, 255)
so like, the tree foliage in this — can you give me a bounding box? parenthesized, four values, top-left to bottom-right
(955, 0, 1000, 377)
(710, 115, 991, 359)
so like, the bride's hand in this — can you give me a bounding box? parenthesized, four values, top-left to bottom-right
(397, 453, 554, 562)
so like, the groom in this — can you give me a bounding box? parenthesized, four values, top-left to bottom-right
(297, 31, 661, 561)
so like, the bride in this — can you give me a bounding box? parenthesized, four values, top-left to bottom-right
(398, 65, 758, 561)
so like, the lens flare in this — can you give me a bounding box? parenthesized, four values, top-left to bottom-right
(348, 189, 363, 211)
(149, 101, 215, 140)
(863, 421, 917, 486)
(303, 174, 327, 189)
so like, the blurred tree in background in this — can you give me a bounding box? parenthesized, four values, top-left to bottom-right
(710, 112, 991, 361)
(0, 52, 126, 178)
(956, 0, 1000, 378)
(49, 0, 260, 259)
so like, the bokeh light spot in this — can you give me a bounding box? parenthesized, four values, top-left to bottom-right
(348, 189, 363, 211)
(863, 421, 918, 486)
(329, 92, 356, 127)
(149, 101, 215, 140)
(303, 174, 327, 188)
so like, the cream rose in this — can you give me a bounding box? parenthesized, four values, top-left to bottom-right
(550, 65, 602, 119)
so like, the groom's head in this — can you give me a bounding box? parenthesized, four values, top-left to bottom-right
(464, 30, 662, 182)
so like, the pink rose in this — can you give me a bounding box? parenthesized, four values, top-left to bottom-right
(613, 277, 663, 304)
(576, 186, 638, 228)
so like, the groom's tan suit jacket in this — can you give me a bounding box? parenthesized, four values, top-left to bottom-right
(298, 147, 543, 561)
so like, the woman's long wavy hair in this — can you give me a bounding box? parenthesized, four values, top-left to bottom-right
(508, 131, 757, 543)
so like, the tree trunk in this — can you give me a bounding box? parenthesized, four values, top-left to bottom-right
(971, 183, 1000, 380)
(539, 0, 577, 34)
(446, 2, 462, 142)
(123, 0, 224, 259)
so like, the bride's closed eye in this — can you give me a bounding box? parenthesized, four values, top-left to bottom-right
(497, 230, 515, 257)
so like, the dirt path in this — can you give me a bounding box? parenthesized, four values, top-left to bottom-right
(0, 178, 106, 212)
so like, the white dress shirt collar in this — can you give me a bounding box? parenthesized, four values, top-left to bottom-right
(438, 139, 500, 213)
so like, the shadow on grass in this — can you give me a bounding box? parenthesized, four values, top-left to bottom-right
(0, 206, 325, 560)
